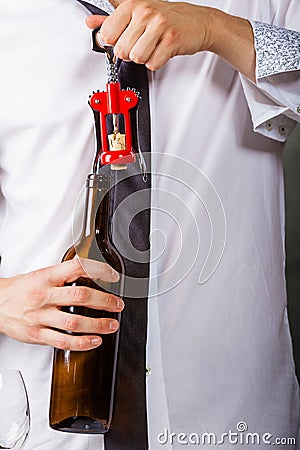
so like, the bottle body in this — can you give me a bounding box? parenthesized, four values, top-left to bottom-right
(49, 174, 123, 434)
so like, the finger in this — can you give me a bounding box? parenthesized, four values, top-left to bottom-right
(98, 6, 132, 45)
(40, 309, 120, 335)
(44, 258, 119, 286)
(85, 15, 107, 29)
(49, 284, 125, 312)
(128, 23, 162, 64)
(78, 257, 120, 283)
(35, 327, 104, 351)
(114, 21, 146, 61)
(145, 39, 173, 71)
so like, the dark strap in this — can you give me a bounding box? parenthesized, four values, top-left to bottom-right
(78, 2, 151, 449)
(78, 0, 109, 16)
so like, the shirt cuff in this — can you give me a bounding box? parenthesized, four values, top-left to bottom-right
(239, 75, 299, 142)
(253, 113, 297, 143)
(250, 21, 300, 80)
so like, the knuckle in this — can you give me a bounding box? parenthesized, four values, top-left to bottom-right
(139, 5, 154, 20)
(154, 12, 167, 28)
(127, 0, 136, 8)
(64, 315, 79, 332)
(106, 293, 116, 309)
(73, 286, 89, 304)
(94, 319, 104, 333)
(72, 257, 83, 277)
(56, 337, 71, 351)
(28, 287, 47, 307)
(24, 308, 39, 325)
(27, 267, 44, 281)
(164, 29, 177, 46)
(28, 326, 41, 342)
(96, 318, 110, 333)
(77, 336, 87, 350)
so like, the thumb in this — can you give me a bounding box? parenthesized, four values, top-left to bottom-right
(45, 258, 119, 286)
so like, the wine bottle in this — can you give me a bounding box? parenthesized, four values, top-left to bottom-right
(49, 173, 124, 434)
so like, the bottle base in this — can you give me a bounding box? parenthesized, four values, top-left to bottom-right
(50, 416, 109, 434)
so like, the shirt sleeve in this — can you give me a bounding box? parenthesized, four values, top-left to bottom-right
(240, 21, 300, 142)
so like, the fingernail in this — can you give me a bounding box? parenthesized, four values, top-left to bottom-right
(111, 268, 119, 281)
(91, 337, 101, 346)
(109, 321, 119, 331)
(117, 298, 125, 310)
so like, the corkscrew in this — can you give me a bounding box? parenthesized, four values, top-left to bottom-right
(89, 27, 147, 180)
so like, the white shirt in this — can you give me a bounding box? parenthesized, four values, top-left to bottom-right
(0, 0, 300, 449)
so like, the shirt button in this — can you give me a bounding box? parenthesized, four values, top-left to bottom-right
(146, 366, 152, 376)
(279, 125, 286, 135)
(265, 121, 273, 131)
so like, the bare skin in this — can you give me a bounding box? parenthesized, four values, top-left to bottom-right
(0, 258, 124, 351)
(86, 0, 256, 82)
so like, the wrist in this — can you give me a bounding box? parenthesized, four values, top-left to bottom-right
(206, 8, 256, 81)
(203, 7, 224, 53)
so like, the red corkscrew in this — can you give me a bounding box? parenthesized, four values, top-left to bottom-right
(89, 26, 142, 170)
(89, 83, 139, 167)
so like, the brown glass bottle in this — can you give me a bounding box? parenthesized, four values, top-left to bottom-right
(49, 173, 124, 434)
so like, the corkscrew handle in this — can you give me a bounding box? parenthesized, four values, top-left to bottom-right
(89, 27, 146, 173)
(89, 83, 139, 166)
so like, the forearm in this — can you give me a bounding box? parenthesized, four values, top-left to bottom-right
(207, 8, 256, 82)
(87, 0, 256, 78)
(87, 0, 298, 88)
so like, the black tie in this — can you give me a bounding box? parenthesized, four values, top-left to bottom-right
(78, 2, 151, 449)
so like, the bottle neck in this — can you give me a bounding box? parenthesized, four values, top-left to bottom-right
(82, 173, 111, 241)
